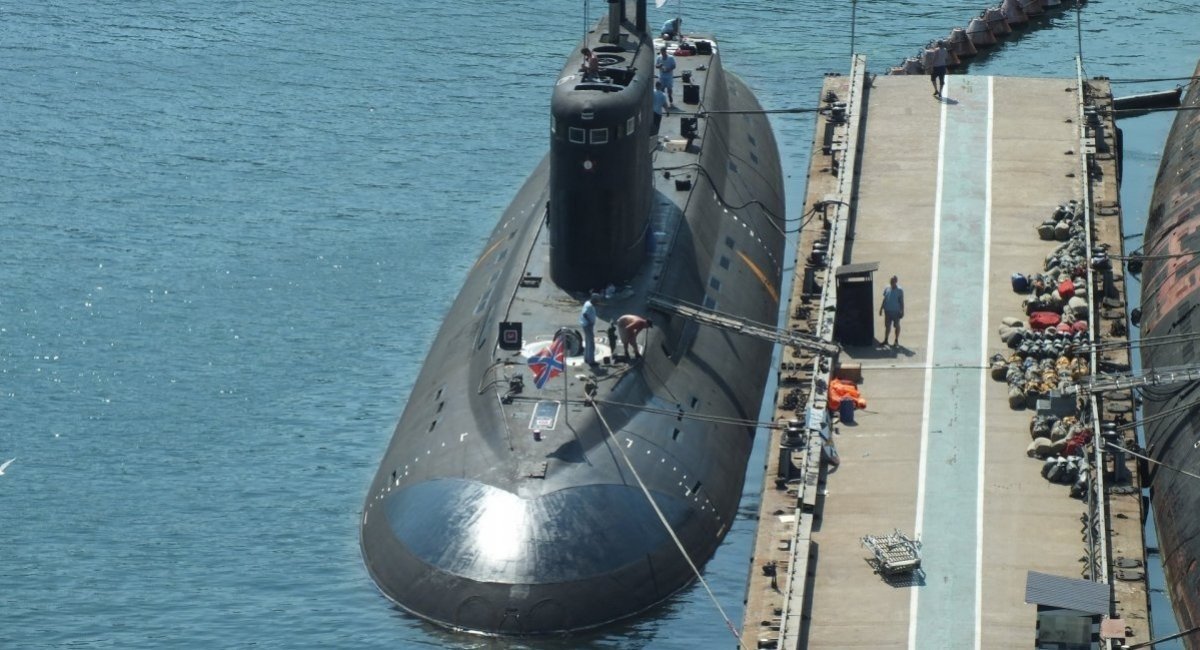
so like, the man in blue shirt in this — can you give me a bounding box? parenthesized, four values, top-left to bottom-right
(661, 17, 681, 40)
(652, 81, 668, 135)
(656, 46, 677, 108)
(879, 275, 904, 347)
(580, 294, 599, 366)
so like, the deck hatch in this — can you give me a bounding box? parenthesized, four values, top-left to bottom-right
(529, 401, 561, 430)
(523, 461, 549, 479)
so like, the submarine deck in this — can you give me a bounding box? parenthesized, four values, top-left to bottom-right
(741, 59, 1151, 648)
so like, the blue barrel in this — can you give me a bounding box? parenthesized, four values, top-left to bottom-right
(839, 397, 855, 424)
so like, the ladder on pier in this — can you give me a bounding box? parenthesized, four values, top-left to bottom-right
(647, 293, 841, 356)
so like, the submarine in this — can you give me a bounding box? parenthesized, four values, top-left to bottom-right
(360, 0, 784, 636)
(1138, 59, 1200, 643)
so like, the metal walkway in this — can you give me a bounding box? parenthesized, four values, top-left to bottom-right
(1073, 364, 1200, 394)
(647, 293, 841, 356)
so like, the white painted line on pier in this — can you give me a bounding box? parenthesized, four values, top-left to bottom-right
(908, 83, 948, 650)
(910, 75, 993, 650)
(974, 74, 995, 650)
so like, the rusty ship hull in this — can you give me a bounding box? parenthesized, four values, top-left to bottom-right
(1138, 59, 1200, 642)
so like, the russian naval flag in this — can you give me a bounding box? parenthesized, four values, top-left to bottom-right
(527, 336, 566, 389)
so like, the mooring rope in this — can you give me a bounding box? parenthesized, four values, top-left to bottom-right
(594, 397, 779, 429)
(589, 400, 749, 650)
(1106, 442, 1200, 483)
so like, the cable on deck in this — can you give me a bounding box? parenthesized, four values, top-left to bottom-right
(590, 399, 748, 650)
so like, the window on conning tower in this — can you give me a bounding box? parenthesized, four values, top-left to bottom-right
(569, 127, 585, 144)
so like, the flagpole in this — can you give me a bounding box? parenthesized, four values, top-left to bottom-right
(675, 0, 682, 41)
(557, 328, 570, 426)
(850, 0, 857, 58)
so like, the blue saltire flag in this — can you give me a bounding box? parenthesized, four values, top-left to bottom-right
(527, 336, 566, 389)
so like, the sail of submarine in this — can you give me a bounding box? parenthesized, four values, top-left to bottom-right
(1138, 58, 1200, 644)
(360, 0, 784, 635)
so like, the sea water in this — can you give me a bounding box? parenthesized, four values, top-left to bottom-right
(1, 1, 1197, 648)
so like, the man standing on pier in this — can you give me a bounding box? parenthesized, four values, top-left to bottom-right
(880, 275, 904, 348)
(926, 40, 948, 98)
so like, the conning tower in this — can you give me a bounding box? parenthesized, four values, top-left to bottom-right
(549, 0, 653, 291)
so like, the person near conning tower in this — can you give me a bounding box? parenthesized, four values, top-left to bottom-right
(656, 46, 677, 108)
(580, 294, 599, 367)
(661, 17, 681, 40)
(580, 47, 600, 80)
(652, 81, 668, 135)
(616, 314, 653, 360)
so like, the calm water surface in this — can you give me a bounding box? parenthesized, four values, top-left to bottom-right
(1, 1, 1197, 647)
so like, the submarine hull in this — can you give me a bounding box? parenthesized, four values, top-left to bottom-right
(1138, 58, 1200, 642)
(361, 2, 784, 636)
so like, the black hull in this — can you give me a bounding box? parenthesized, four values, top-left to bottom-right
(1139, 59, 1200, 644)
(360, 6, 784, 636)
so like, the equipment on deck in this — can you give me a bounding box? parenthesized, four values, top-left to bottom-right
(861, 529, 923, 576)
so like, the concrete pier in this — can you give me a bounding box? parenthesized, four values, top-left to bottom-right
(741, 60, 1150, 649)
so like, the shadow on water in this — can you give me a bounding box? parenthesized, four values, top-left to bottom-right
(393, 604, 665, 650)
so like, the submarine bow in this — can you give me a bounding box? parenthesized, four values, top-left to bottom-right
(363, 479, 705, 633)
